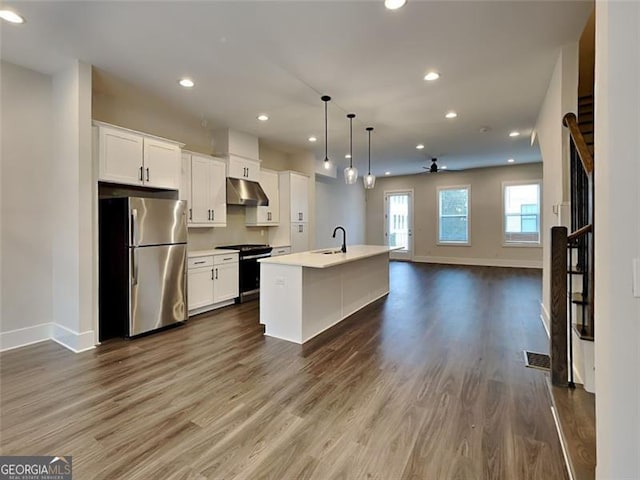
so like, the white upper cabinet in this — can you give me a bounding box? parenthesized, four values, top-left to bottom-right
(227, 155, 260, 182)
(289, 172, 309, 222)
(182, 152, 227, 227)
(143, 138, 181, 189)
(246, 168, 279, 226)
(269, 171, 311, 253)
(96, 122, 182, 190)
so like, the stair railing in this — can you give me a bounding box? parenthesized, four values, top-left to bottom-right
(550, 113, 595, 388)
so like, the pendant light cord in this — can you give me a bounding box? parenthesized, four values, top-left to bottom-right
(324, 100, 328, 161)
(347, 113, 355, 168)
(368, 129, 371, 174)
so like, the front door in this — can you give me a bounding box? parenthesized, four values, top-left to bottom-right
(385, 190, 413, 260)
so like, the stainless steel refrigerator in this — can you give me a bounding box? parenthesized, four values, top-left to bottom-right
(99, 197, 188, 340)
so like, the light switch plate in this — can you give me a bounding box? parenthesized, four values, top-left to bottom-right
(633, 258, 640, 297)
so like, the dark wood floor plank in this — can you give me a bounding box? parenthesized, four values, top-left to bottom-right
(0, 262, 567, 479)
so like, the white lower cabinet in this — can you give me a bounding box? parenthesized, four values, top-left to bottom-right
(188, 252, 239, 315)
(213, 254, 240, 303)
(188, 265, 215, 311)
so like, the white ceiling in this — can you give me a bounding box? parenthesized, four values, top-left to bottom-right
(1, 0, 592, 176)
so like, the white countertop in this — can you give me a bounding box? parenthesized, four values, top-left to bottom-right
(188, 248, 239, 258)
(259, 245, 397, 269)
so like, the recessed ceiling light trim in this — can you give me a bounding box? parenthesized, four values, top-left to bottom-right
(416, 144, 425, 150)
(508, 158, 516, 163)
(445, 111, 458, 119)
(179, 78, 194, 88)
(385, 171, 391, 176)
(509, 131, 521, 137)
(424, 71, 440, 81)
(257, 114, 269, 122)
(0, 9, 25, 24)
(308, 136, 317, 142)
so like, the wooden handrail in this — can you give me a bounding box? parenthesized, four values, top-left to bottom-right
(563, 113, 594, 175)
(567, 223, 593, 243)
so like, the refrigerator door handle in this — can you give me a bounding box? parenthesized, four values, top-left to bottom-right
(131, 248, 138, 286)
(131, 209, 139, 246)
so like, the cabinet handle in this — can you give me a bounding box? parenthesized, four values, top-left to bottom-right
(194, 260, 206, 265)
(298, 224, 303, 233)
(139, 165, 144, 181)
(146, 167, 150, 182)
(207, 209, 211, 221)
(223, 257, 233, 261)
(215, 268, 218, 280)
(298, 212, 303, 221)
(211, 268, 214, 280)
(211, 209, 215, 221)
(189, 208, 192, 221)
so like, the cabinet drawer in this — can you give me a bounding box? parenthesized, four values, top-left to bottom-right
(214, 253, 239, 265)
(188, 256, 214, 269)
(272, 247, 291, 256)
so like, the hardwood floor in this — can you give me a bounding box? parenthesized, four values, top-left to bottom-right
(0, 262, 567, 479)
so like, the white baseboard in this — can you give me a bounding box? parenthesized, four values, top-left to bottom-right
(51, 323, 96, 353)
(0, 323, 53, 352)
(540, 302, 551, 338)
(412, 255, 543, 269)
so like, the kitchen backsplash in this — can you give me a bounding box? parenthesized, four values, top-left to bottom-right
(187, 205, 270, 250)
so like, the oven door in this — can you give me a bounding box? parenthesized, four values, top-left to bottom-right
(239, 253, 270, 300)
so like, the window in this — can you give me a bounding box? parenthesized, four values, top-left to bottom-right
(503, 181, 541, 244)
(438, 186, 470, 244)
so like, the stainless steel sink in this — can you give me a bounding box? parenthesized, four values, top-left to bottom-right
(311, 248, 344, 255)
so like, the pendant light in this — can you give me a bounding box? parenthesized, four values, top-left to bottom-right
(344, 113, 358, 184)
(321, 95, 331, 169)
(363, 127, 376, 189)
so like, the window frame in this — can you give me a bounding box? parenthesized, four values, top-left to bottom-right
(502, 179, 542, 247)
(437, 184, 471, 246)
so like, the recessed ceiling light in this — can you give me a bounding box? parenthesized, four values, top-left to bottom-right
(385, 171, 391, 176)
(416, 144, 425, 150)
(424, 71, 440, 82)
(508, 158, 515, 163)
(179, 78, 194, 88)
(0, 10, 25, 24)
(384, 0, 407, 10)
(509, 131, 520, 137)
(308, 136, 317, 142)
(257, 114, 269, 122)
(445, 111, 458, 119)
(441, 166, 448, 170)
(345, 154, 352, 159)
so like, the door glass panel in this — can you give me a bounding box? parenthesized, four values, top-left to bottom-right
(387, 194, 409, 251)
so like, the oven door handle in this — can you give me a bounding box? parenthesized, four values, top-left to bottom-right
(242, 254, 272, 261)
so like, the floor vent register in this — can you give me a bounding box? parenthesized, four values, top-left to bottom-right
(524, 351, 551, 371)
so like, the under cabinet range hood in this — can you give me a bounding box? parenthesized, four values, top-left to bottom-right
(226, 177, 269, 206)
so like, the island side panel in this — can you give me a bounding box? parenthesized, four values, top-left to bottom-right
(300, 252, 391, 343)
(301, 266, 344, 342)
(341, 253, 389, 319)
(260, 263, 303, 343)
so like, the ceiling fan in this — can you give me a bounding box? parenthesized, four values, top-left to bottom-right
(422, 157, 454, 173)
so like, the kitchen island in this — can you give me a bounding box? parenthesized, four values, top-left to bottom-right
(259, 245, 396, 343)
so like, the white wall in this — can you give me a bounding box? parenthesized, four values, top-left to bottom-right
(534, 43, 579, 332)
(594, 2, 640, 478)
(0, 62, 54, 349)
(315, 176, 366, 249)
(51, 60, 95, 352)
(365, 163, 543, 267)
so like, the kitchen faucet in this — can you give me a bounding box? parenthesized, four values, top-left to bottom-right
(332, 226, 347, 253)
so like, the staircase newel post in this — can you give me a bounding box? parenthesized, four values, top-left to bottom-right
(551, 226, 569, 387)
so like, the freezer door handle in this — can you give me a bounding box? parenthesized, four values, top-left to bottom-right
(131, 209, 139, 246)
